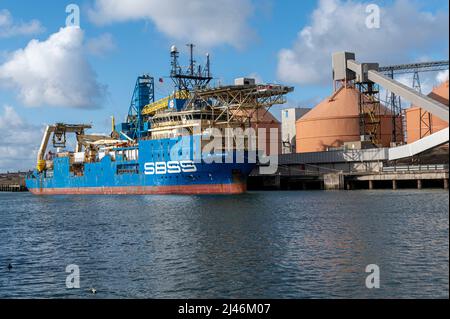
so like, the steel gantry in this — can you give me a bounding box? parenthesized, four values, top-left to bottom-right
(379, 61, 449, 76)
(186, 84, 294, 125)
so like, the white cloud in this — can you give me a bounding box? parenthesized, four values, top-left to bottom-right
(0, 9, 44, 38)
(0, 27, 107, 108)
(86, 33, 116, 56)
(88, 0, 255, 48)
(436, 70, 449, 84)
(246, 72, 264, 84)
(394, 73, 434, 96)
(0, 105, 42, 172)
(277, 0, 449, 86)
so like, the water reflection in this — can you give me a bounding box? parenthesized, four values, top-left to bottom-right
(0, 190, 448, 298)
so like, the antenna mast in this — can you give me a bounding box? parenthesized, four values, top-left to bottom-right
(170, 43, 212, 92)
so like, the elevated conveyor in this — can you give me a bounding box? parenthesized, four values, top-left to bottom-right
(388, 127, 449, 160)
(366, 70, 448, 123)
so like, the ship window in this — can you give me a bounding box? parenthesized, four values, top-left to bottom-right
(116, 164, 139, 175)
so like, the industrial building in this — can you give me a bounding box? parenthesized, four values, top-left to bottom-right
(250, 52, 449, 191)
(0, 172, 28, 192)
(295, 86, 401, 153)
(281, 108, 310, 154)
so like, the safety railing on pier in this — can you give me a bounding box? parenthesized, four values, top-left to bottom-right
(382, 164, 449, 173)
(0, 184, 27, 192)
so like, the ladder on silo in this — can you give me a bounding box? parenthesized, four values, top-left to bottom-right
(357, 82, 382, 146)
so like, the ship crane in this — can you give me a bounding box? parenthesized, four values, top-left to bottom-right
(332, 52, 449, 161)
(35, 123, 117, 172)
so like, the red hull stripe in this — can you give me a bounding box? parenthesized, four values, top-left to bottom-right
(28, 183, 247, 195)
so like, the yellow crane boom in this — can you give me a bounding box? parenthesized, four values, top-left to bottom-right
(141, 91, 189, 116)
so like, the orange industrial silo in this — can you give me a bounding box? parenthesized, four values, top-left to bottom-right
(232, 109, 281, 156)
(250, 109, 282, 156)
(405, 81, 449, 144)
(295, 86, 399, 153)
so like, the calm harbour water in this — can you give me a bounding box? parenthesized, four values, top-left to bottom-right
(0, 190, 448, 299)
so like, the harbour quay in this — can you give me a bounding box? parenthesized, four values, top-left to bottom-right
(0, 172, 28, 192)
(249, 147, 449, 191)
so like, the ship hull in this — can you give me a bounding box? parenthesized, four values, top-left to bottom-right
(26, 136, 256, 196)
(28, 182, 247, 195)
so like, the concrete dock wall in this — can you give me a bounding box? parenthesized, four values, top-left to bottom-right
(248, 164, 449, 191)
(0, 172, 28, 192)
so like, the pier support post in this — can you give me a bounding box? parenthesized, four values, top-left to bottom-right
(392, 179, 397, 190)
(444, 179, 449, 190)
(417, 179, 422, 190)
(323, 173, 344, 190)
(368, 180, 374, 190)
(275, 175, 281, 190)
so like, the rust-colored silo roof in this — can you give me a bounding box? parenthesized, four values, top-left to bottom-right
(234, 109, 281, 124)
(408, 80, 449, 109)
(233, 109, 281, 155)
(428, 80, 449, 105)
(405, 80, 449, 144)
(251, 109, 280, 124)
(251, 109, 281, 156)
(297, 86, 390, 123)
(298, 86, 359, 121)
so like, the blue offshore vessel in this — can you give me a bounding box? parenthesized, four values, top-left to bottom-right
(26, 45, 293, 195)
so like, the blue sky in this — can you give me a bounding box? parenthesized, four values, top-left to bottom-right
(0, 0, 448, 171)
